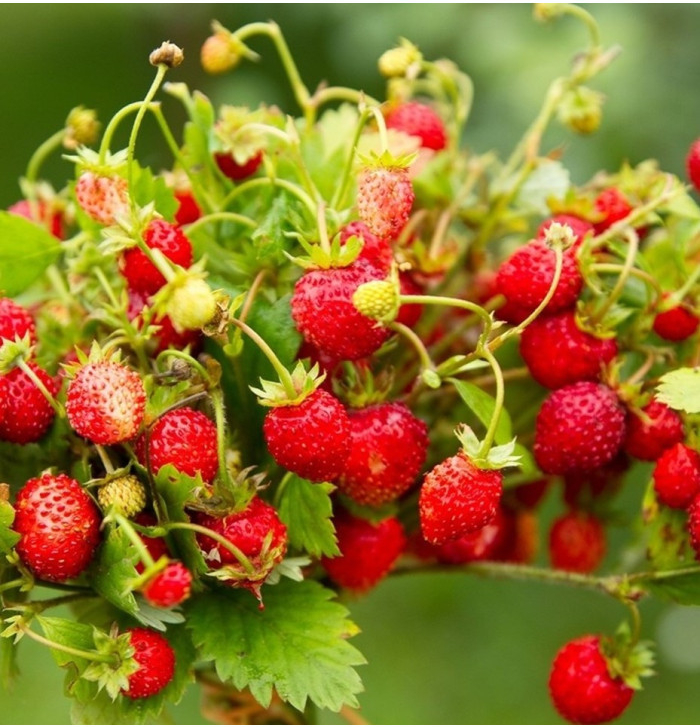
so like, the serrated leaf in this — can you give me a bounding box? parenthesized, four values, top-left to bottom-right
(656, 367, 700, 414)
(643, 480, 695, 572)
(186, 579, 365, 712)
(647, 571, 700, 606)
(450, 379, 513, 444)
(130, 165, 178, 220)
(251, 195, 292, 261)
(275, 476, 339, 558)
(515, 160, 570, 215)
(89, 524, 140, 617)
(0, 211, 62, 296)
(0, 501, 19, 553)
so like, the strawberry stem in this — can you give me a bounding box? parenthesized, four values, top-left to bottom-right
(476, 346, 505, 458)
(184, 211, 257, 236)
(111, 513, 157, 569)
(366, 105, 390, 155)
(17, 622, 117, 665)
(238, 270, 267, 325)
(97, 101, 156, 164)
(388, 320, 438, 383)
(210, 388, 236, 498)
(221, 177, 317, 218)
(25, 129, 65, 187)
(16, 359, 64, 418)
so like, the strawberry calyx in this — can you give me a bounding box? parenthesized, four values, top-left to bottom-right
(333, 361, 394, 410)
(0, 333, 35, 375)
(79, 626, 139, 700)
(600, 622, 655, 691)
(454, 424, 521, 471)
(250, 361, 327, 408)
(284, 229, 364, 270)
(64, 146, 128, 178)
(357, 148, 417, 173)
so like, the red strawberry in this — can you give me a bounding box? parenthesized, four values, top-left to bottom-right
(194, 496, 287, 598)
(384, 101, 447, 151)
(686, 493, 700, 559)
(291, 258, 392, 361)
(506, 478, 550, 510)
(136, 407, 219, 483)
(173, 189, 201, 226)
(593, 188, 633, 234)
(534, 382, 626, 475)
(549, 511, 606, 573)
(356, 162, 414, 240)
(419, 451, 503, 545)
(549, 635, 634, 725)
(537, 214, 593, 248)
(624, 398, 684, 462)
(8, 199, 64, 239)
(338, 401, 428, 506)
(339, 221, 393, 272)
(214, 150, 263, 181)
(0, 297, 37, 347)
(563, 452, 629, 509)
(686, 138, 700, 192)
(66, 360, 146, 445)
(75, 171, 129, 226)
(434, 506, 510, 564)
(321, 511, 406, 592)
(14, 473, 101, 582)
(0, 362, 58, 444)
(263, 388, 351, 483)
(495, 239, 582, 322)
(653, 442, 700, 509)
(121, 627, 176, 700)
(142, 561, 192, 608)
(519, 311, 617, 389)
(652, 296, 699, 341)
(120, 219, 193, 295)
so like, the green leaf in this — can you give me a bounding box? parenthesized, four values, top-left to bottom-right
(130, 165, 178, 220)
(275, 476, 339, 558)
(250, 195, 292, 261)
(186, 579, 365, 712)
(450, 379, 513, 444)
(0, 500, 19, 554)
(643, 479, 695, 572)
(656, 367, 700, 414)
(660, 189, 700, 220)
(0, 211, 62, 296)
(514, 160, 570, 215)
(89, 524, 140, 617)
(513, 443, 537, 475)
(647, 570, 700, 606)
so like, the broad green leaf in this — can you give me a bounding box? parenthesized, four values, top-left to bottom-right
(89, 524, 140, 617)
(513, 443, 537, 475)
(450, 378, 513, 445)
(660, 189, 700, 220)
(250, 195, 292, 261)
(0, 500, 19, 553)
(643, 480, 695, 572)
(647, 570, 700, 606)
(186, 579, 365, 712)
(656, 367, 700, 414)
(130, 165, 178, 220)
(515, 160, 570, 215)
(275, 476, 339, 558)
(0, 211, 62, 296)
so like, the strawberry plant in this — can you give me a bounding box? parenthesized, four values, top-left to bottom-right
(3, 4, 700, 724)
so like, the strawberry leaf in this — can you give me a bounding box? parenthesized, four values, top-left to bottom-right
(186, 579, 365, 712)
(643, 480, 695, 572)
(89, 524, 140, 617)
(656, 367, 700, 414)
(449, 379, 513, 444)
(514, 160, 570, 215)
(0, 211, 62, 296)
(275, 476, 339, 558)
(0, 500, 19, 554)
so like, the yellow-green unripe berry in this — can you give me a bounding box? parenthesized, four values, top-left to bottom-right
(98, 475, 147, 517)
(166, 277, 217, 332)
(352, 280, 400, 324)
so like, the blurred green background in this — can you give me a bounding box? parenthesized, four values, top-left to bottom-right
(3, 3, 700, 724)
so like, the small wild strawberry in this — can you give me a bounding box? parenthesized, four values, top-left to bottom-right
(142, 561, 192, 608)
(356, 158, 414, 240)
(592, 187, 633, 234)
(652, 442, 700, 509)
(549, 511, 606, 574)
(384, 101, 447, 151)
(215, 150, 264, 181)
(14, 473, 101, 582)
(433, 506, 511, 564)
(75, 170, 129, 226)
(0, 297, 37, 347)
(623, 398, 684, 462)
(173, 189, 202, 226)
(66, 360, 146, 445)
(686, 138, 700, 193)
(652, 295, 699, 342)
(121, 627, 176, 700)
(537, 214, 593, 248)
(0, 363, 58, 444)
(339, 221, 393, 272)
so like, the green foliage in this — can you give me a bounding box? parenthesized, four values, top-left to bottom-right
(89, 525, 140, 617)
(450, 378, 513, 445)
(656, 367, 700, 414)
(0, 500, 19, 554)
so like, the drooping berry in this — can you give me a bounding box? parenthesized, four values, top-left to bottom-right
(549, 511, 606, 574)
(623, 398, 684, 462)
(356, 162, 414, 240)
(0, 363, 58, 444)
(384, 101, 447, 151)
(653, 442, 700, 509)
(652, 296, 699, 342)
(121, 627, 176, 700)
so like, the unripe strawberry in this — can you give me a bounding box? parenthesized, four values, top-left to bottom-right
(549, 511, 606, 573)
(653, 442, 700, 509)
(121, 627, 176, 699)
(357, 162, 414, 240)
(75, 171, 129, 226)
(97, 475, 147, 517)
(165, 276, 218, 332)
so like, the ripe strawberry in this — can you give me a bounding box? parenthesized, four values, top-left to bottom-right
(66, 360, 146, 445)
(495, 239, 582, 322)
(121, 219, 194, 295)
(194, 496, 287, 597)
(419, 451, 503, 545)
(593, 187, 633, 234)
(0, 297, 37, 347)
(519, 311, 617, 389)
(121, 627, 176, 700)
(549, 511, 606, 573)
(686, 138, 700, 192)
(356, 162, 414, 240)
(173, 189, 201, 226)
(563, 453, 629, 509)
(384, 101, 447, 151)
(291, 258, 392, 361)
(263, 388, 351, 483)
(338, 401, 428, 506)
(653, 442, 700, 509)
(549, 635, 634, 725)
(434, 506, 510, 564)
(686, 493, 700, 559)
(652, 296, 699, 342)
(136, 407, 219, 483)
(339, 221, 393, 272)
(0, 362, 58, 444)
(8, 199, 64, 239)
(537, 214, 593, 248)
(534, 382, 626, 475)
(214, 150, 263, 181)
(142, 561, 192, 608)
(506, 478, 550, 510)
(321, 511, 406, 592)
(13, 473, 101, 582)
(623, 398, 684, 462)
(75, 171, 129, 226)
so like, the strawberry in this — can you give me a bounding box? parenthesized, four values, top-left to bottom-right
(384, 101, 447, 151)
(623, 398, 684, 462)
(75, 170, 129, 226)
(214, 150, 263, 181)
(687, 493, 700, 559)
(0, 362, 58, 444)
(549, 511, 606, 573)
(142, 561, 192, 608)
(120, 219, 193, 295)
(593, 188, 633, 234)
(173, 189, 201, 226)
(0, 297, 37, 347)
(519, 310, 617, 389)
(321, 511, 406, 592)
(97, 474, 147, 517)
(549, 635, 634, 725)
(8, 199, 64, 239)
(506, 478, 550, 510)
(495, 239, 582, 322)
(13, 473, 101, 582)
(652, 296, 699, 342)
(433, 506, 510, 564)
(534, 382, 626, 475)
(337, 401, 428, 506)
(136, 407, 219, 483)
(419, 451, 503, 545)
(339, 221, 393, 272)
(291, 258, 392, 361)
(66, 360, 146, 445)
(121, 627, 176, 699)
(563, 453, 629, 509)
(537, 214, 593, 249)
(356, 161, 414, 240)
(686, 138, 700, 192)
(652, 442, 700, 509)
(263, 388, 351, 483)
(194, 496, 287, 598)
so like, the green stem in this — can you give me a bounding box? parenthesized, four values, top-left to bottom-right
(0, 579, 25, 595)
(155, 348, 211, 384)
(556, 3, 602, 49)
(111, 513, 157, 569)
(672, 257, 700, 303)
(92, 266, 121, 310)
(210, 388, 232, 494)
(476, 346, 505, 458)
(590, 262, 663, 303)
(19, 623, 116, 665)
(626, 600, 642, 646)
(589, 229, 638, 326)
(17, 359, 64, 417)
(312, 86, 381, 110)
(98, 101, 153, 163)
(184, 211, 257, 237)
(317, 201, 331, 256)
(95, 445, 115, 475)
(387, 321, 437, 376)
(238, 269, 267, 325)
(221, 177, 316, 218)
(400, 294, 494, 334)
(25, 129, 65, 186)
